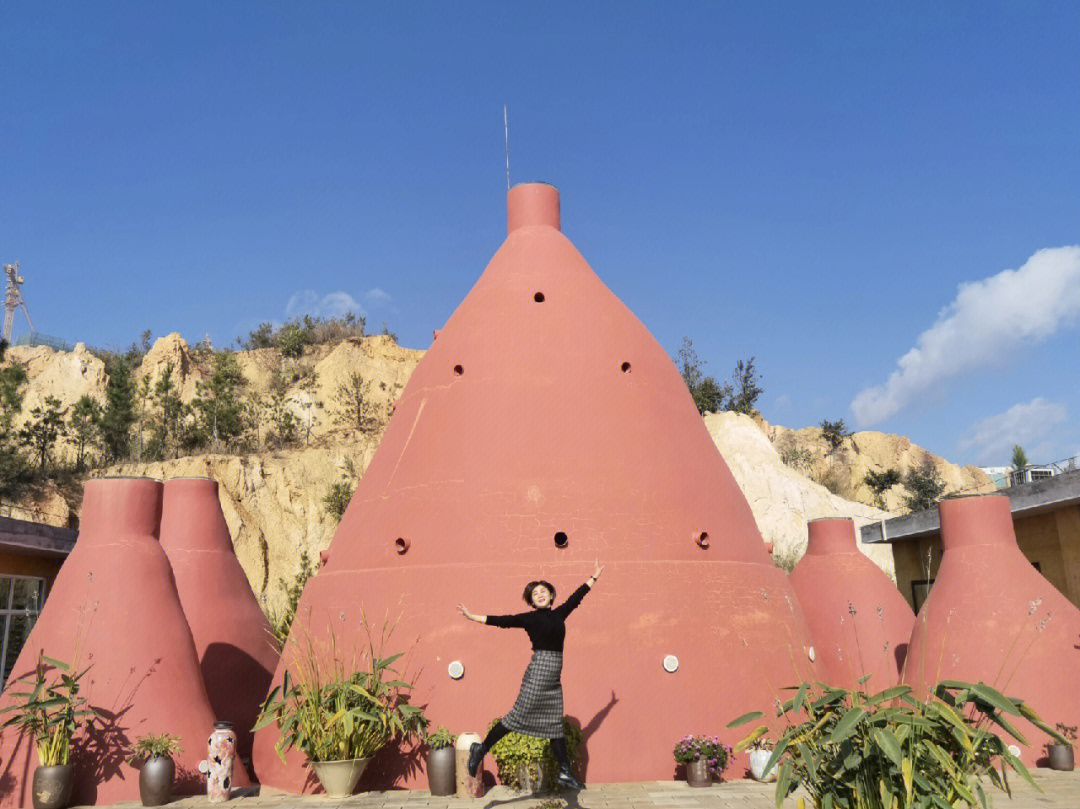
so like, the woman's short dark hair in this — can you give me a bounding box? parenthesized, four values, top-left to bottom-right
(523, 580, 555, 606)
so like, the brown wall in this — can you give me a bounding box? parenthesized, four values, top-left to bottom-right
(0, 552, 64, 592)
(893, 504, 1080, 612)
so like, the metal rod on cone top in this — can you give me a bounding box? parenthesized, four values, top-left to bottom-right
(504, 104, 510, 191)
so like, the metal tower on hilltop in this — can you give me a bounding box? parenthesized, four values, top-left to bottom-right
(2, 261, 35, 342)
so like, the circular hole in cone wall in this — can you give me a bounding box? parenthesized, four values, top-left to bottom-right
(621, 362, 631, 373)
(697, 532, 709, 548)
(554, 531, 568, 548)
(453, 364, 464, 376)
(395, 537, 410, 555)
(534, 292, 545, 302)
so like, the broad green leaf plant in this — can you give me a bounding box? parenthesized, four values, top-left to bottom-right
(255, 610, 428, 763)
(486, 718, 583, 790)
(0, 653, 99, 767)
(729, 678, 1066, 809)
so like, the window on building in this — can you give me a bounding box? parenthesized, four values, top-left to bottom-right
(1029, 470, 1054, 481)
(911, 579, 934, 613)
(0, 575, 47, 687)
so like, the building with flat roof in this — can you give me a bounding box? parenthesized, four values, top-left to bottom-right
(860, 470, 1080, 613)
(0, 515, 76, 685)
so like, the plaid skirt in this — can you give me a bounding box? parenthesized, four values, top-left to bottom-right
(501, 650, 565, 738)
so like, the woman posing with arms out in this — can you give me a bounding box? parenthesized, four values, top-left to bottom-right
(457, 562, 604, 791)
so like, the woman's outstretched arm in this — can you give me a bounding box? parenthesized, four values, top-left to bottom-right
(457, 603, 528, 628)
(457, 603, 487, 623)
(555, 561, 605, 618)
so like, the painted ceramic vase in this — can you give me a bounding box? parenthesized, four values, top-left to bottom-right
(198, 722, 237, 802)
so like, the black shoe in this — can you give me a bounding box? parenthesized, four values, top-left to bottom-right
(467, 742, 483, 778)
(556, 766, 585, 790)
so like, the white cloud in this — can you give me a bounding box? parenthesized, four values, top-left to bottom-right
(285, 290, 362, 319)
(364, 288, 393, 307)
(851, 246, 1080, 426)
(958, 398, 1067, 464)
(773, 394, 792, 411)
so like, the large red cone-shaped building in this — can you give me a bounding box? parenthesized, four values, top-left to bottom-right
(159, 477, 279, 763)
(789, 519, 914, 691)
(903, 495, 1080, 764)
(252, 184, 819, 791)
(0, 477, 251, 807)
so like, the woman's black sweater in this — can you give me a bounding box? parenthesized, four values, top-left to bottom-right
(485, 583, 591, 652)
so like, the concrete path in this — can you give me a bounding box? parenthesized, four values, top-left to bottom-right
(76, 769, 1080, 809)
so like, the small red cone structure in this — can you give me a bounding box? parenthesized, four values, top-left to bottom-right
(0, 477, 251, 806)
(789, 518, 914, 690)
(252, 184, 820, 790)
(903, 494, 1080, 764)
(159, 477, 279, 762)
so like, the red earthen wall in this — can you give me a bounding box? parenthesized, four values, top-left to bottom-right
(252, 185, 820, 791)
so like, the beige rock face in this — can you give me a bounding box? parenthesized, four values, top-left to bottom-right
(765, 421, 996, 511)
(8, 332, 993, 607)
(706, 411, 895, 576)
(293, 336, 414, 440)
(101, 440, 383, 615)
(136, 332, 207, 401)
(6, 343, 109, 419)
(0, 480, 75, 529)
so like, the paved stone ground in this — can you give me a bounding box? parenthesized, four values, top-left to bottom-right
(74, 769, 1080, 809)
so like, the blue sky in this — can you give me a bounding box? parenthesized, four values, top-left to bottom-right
(3, 2, 1079, 468)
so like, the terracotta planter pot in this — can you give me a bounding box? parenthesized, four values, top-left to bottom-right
(426, 746, 456, 796)
(513, 761, 549, 794)
(685, 758, 712, 788)
(31, 764, 73, 809)
(139, 756, 174, 806)
(311, 758, 370, 797)
(1048, 744, 1075, 771)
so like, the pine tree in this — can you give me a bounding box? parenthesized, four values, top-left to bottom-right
(820, 419, 852, 452)
(148, 362, 184, 460)
(0, 363, 27, 493)
(192, 351, 247, 449)
(100, 357, 137, 462)
(902, 462, 946, 513)
(333, 373, 387, 433)
(70, 395, 103, 470)
(676, 337, 731, 415)
(20, 396, 67, 473)
(727, 356, 762, 415)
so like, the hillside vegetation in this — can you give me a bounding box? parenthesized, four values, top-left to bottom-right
(0, 324, 992, 611)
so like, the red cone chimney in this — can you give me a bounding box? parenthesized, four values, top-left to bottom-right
(789, 519, 914, 690)
(904, 495, 1080, 764)
(508, 183, 560, 233)
(159, 477, 279, 763)
(252, 185, 818, 791)
(0, 478, 251, 806)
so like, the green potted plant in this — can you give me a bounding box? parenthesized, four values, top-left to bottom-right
(1048, 722, 1076, 771)
(0, 654, 98, 809)
(729, 678, 1068, 808)
(424, 726, 457, 796)
(487, 718, 582, 794)
(672, 735, 730, 788)
(126, 733, 183, 806)
(254, 617, 427, 797)
(746, 736, 776, 782)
